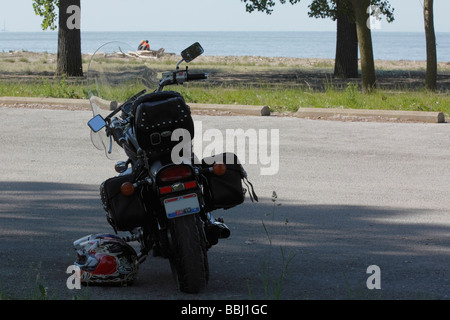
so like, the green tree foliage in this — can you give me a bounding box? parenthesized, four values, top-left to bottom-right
(241, 0, 394, 21)
(308, 0, 394, 22)
(32, 0, 60, 30)
(32, 0, 83, 77)
(241, 0, 395, 91)
(242, 0, 300, 14)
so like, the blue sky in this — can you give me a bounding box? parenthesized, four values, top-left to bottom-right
(1, 0, 449, 33)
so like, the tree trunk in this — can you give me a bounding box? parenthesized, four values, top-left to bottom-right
(349, 0, 376, 92)
(424, 0, 437, 91)
(334, 0, 358, 79)
(56, 0, 83, 77)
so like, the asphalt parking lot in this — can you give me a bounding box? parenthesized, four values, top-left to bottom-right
(0, 106, 449, 300)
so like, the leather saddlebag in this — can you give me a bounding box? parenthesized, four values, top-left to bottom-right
(201, 153, 258, 211)
(100, 174, 148, 232)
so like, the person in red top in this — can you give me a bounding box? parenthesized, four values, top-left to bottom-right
(138, 40, 150, 51)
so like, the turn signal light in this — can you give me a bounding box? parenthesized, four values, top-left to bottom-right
(212, 163, 227, 176)
(120, 182, 135, 196)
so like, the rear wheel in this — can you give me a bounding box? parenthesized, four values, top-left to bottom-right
(168, 214, 209, 293)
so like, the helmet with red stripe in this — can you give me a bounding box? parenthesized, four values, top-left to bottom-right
(73, 234, 139, 286)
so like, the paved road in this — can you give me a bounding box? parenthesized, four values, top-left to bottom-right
(1, 106, 449, 300)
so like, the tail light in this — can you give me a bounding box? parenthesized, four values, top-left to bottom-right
(159, 165, 192, 182)
(159, 186, 172, 194)
(183, 181, 197, 189)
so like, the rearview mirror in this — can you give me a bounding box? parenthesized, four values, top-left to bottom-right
(88, 114, 106, 132)
(180, 42, 204, 63)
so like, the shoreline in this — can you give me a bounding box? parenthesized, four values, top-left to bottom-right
(2, 50, 450, 71)
(2, 30, 450, 61)
(2, 50, 450, 94)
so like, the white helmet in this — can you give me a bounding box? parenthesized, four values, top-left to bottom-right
(73, 234, 139, 286)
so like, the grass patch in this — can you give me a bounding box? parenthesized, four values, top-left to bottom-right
(172, 83, 450, 115)
(1, 79, 449, 115)
(0, 76, 87, 99)
(1, 52, 449, 115)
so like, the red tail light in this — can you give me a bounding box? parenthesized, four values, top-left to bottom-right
(159, 186, 173, 194)
(183, 181, 197, 189)
(159, 165, 192, 182)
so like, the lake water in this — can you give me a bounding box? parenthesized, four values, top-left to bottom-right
(0, 31, 449, 61)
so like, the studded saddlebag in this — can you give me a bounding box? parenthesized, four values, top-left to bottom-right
(132, 91, 194, 156)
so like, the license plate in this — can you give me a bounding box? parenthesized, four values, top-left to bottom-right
(164, 193, 201, 219)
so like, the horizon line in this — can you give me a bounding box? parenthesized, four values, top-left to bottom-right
(1, 29, 445, 34)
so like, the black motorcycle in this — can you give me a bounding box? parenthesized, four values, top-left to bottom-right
(85, 42, 257, 293)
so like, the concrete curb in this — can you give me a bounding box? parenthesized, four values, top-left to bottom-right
(189, 103, 271, 116)
(0, 96, 446, 123)
(295, 107, 446, 123)
(0, 96, 271, 116)
(0, 96, 91, 109)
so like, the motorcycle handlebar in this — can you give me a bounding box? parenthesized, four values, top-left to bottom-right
(109, 118, 126, 147)
(159, 71, 208, 91)
(187, 73, 208, 81)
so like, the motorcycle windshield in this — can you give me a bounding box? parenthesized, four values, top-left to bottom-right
(87, 41, 157, 159)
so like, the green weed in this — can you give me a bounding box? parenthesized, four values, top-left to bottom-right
(248, 191, 296, 300)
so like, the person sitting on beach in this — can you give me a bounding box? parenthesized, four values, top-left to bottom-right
(138, 40, 150, 51)
(137, 40, 145, 50)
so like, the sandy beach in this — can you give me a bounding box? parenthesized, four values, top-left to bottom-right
(1, 50, 450, 91)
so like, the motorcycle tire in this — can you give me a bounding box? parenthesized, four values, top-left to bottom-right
(168, 214, 209, 293)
